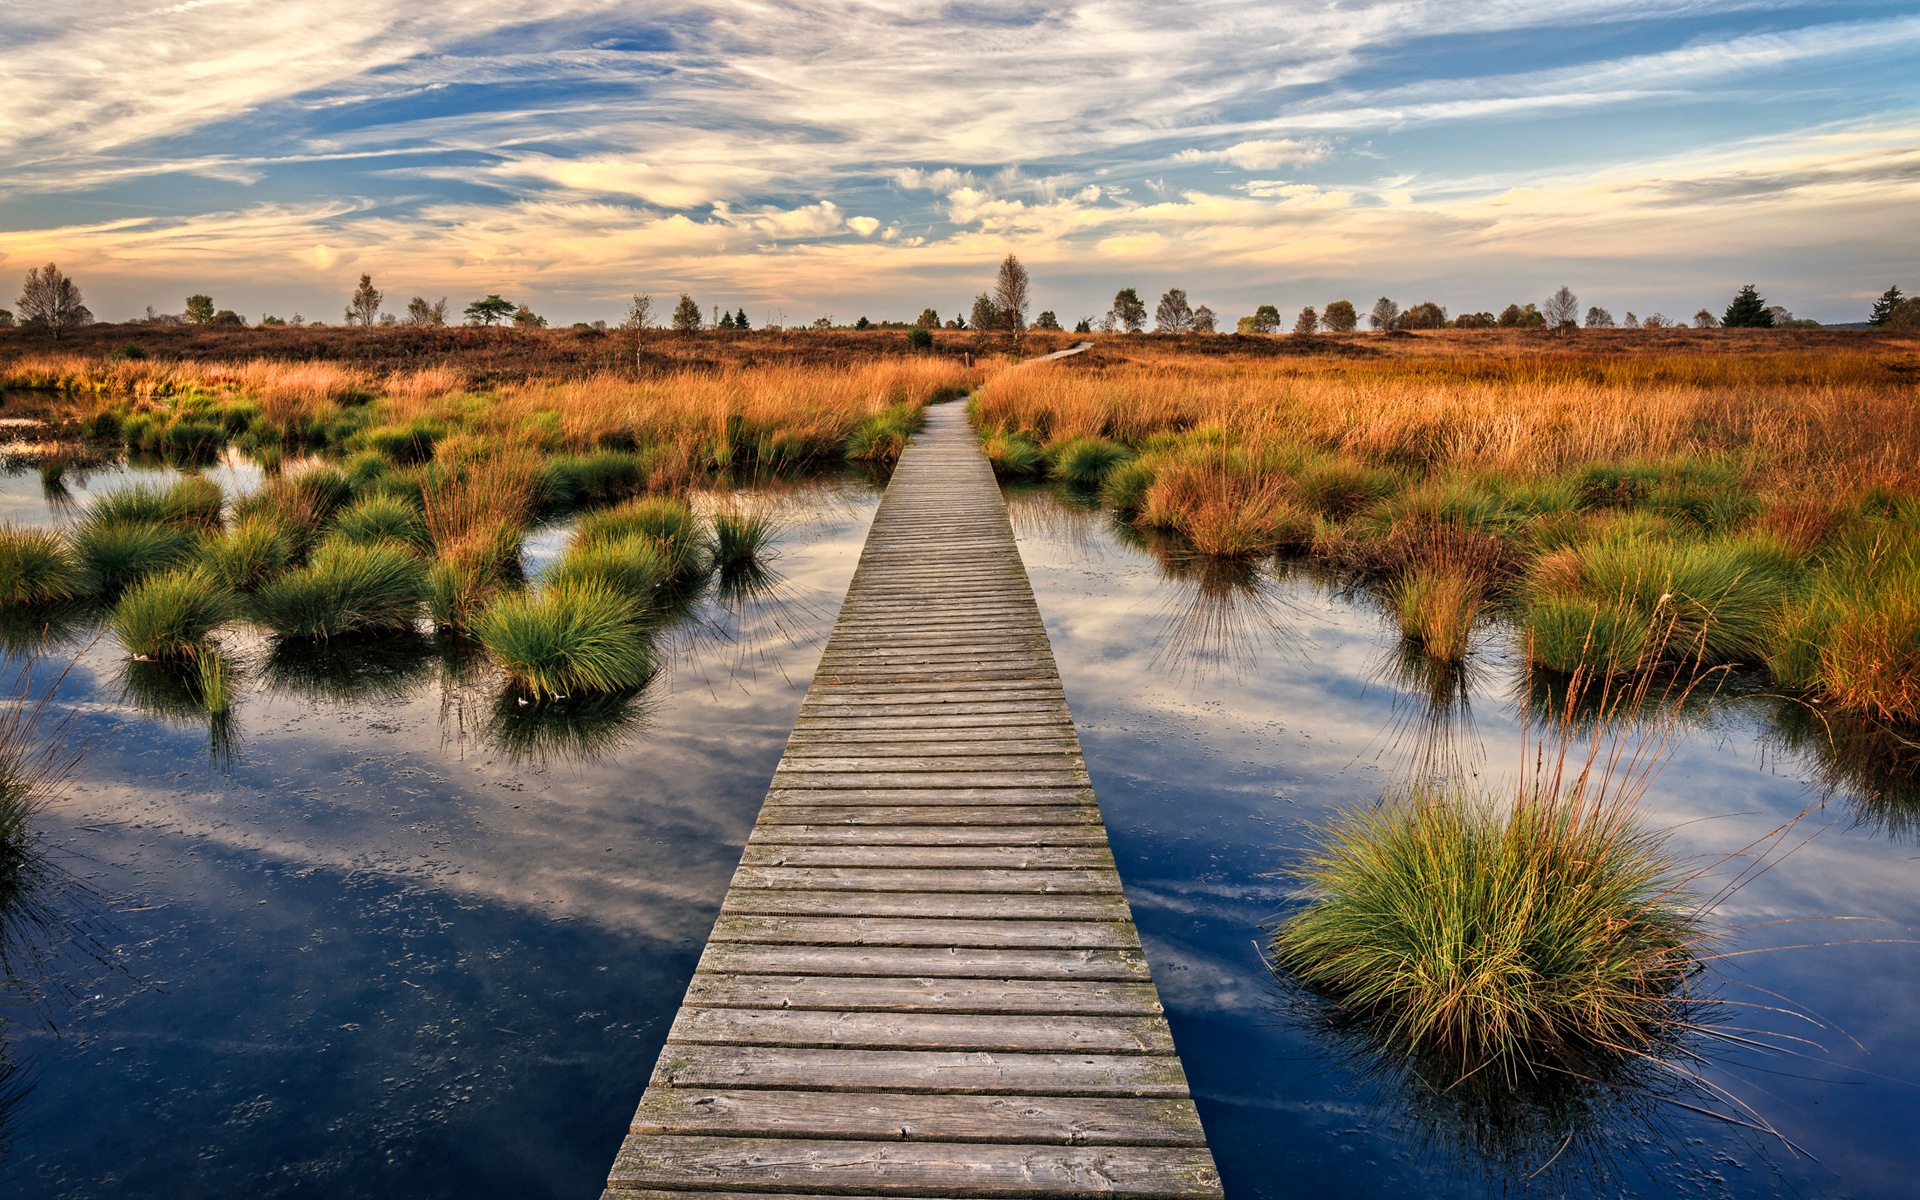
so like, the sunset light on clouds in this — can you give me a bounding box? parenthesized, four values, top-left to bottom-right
(1, 0, 1915, 325)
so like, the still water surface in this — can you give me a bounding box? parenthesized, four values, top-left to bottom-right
(2, 456, 1917, 1198)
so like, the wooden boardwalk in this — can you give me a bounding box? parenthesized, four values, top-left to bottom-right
(603, 402, 1222, 1199)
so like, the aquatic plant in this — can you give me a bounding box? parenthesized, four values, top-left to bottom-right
(110, 568, 234, 660)
(426, 524, 524, 634)
(576, 496, 703, 580)
(231, 467, 354, 551)
(982, 430, 1047, 479)
(198, 515, 293, 591)
(546, 534, 673, 607)
(70, 519, 202, 594)
(0, 527, 87, 606)
(1100, 457, 1159, 515)
(1388, 567, 1484, 664)
(84, 477, 224, 531)
(1273, 781, 1704, 1084)
(328, 494, 431, 552)
(708, 509, 776, 571)
(539, 450, 644, 509)
(248, 539, 427, 638)
(1049, 437, 1132, 488)
(357, 420, 441, 464)
(473, 580, 654, 699)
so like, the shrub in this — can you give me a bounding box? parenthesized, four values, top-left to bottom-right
(85, 477, 224, 531)
(110, 568, 233, 660)
(329, 495, 430, 551)
(249, 539, 427, 638)
(1273, 784, 1702, 1084)
(1049, 437, 1132, 488)
(71, 519, 202, 594)
(0, 527, 87, 605)
(473, 581, 654, 699)
(198, 515, 293, 591)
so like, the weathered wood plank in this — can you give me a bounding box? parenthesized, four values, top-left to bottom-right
(694, 944, 1152, 981)
(729, 867, 1123, 894)
(710, 915, 1140, 950)
(757, 806, 1100, 827)
(681, 975, 1163, 1015)
(628, 1089, 1206, 1145)
(666, 1008, 1173, 1054)
(647, 1047, 1194, 1097)
(737, 844, 1113, 869)
(718, 891, 1130, 921)
(747, 824, 1108, 846)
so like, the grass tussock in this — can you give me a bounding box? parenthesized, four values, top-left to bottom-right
(1273, 781, 1703, 1084)
(473, 581, 654, 699)
(1389, 568, 1485, 663)
(1049, 436, 1132, 488)
(576, 496, 703, 581)
(708, 508, 777, 571)
(71, 519, 202, 594)
(111, 569, 233, 660)
(83, 478, 224, 531)
(329, 494, 431, 552)
(249, 539, 427, 638)
(0, 527, 86, 605)
(198, 515, 293, 591)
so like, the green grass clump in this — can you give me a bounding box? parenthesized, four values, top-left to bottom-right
(473, 581, 654, 699)
(357, 420, 441, 464)
(110, 569, 233, 659)
(1388, 567, 1484, 664)
(1769, 535, 1920, 722)
(709, 510, 776, 571)
(0, 527, 87, 605)
(231, 467, 355, 552)
(1100, 457, 1159, 516)
(1049, 437, 1132, 488)
(576, 497, 703, 580)
(1524, 597, 1652, 676)
(426, 524, 524, 633)
(328, 495, 430, 552)
(1525, 533, 1799, 672)
(85, 477, 224, 531)
(546, 535, 673, 606)
(71, 519, 202, 594)
(982, 431, 1047, 479)
(198, 515, 294, 591)
(1273, 785, 1703, 1083)
(845, 404, 924, 467)
(541, 451, 644, 510)
(249, 539, 427, 638)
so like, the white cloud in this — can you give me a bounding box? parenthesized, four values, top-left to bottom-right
(847, 215, 881, 236)
(1179, 139, 1332, 171)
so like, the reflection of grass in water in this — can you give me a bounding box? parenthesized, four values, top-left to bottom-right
(261, 631, 439, 704)
(1766, 701, 1920, 838)
(116, 655, 243, 764)
(485, 686, 655, 766)
(1127, 532, 1304, 683)
(1375, 637, 1484, 786)
(0, 602, 97, 657)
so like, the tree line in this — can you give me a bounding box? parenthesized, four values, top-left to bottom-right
(6, 260, 1914, 340)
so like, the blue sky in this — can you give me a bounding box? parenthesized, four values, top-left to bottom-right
(1, 0, 1915, 325)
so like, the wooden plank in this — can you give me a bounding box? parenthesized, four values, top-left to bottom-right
(737, 844, 1113, 869)
(757, 806, 1100, 827)
(747, 825, 1109, 846)
(729, 867, 1122, 894)
(647, 1047, 1194, 1097)
(665, 1008, 1173, 1054)
(694, 944, 1152, 981)
(710, 915, 1140, 950)
(718, 891, 1130, 921)
(628, 1089, 1205, 1145)
(682, 975, 1163, 1015)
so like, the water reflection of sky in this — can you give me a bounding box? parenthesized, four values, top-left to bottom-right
(0, 475, 880, 1198)
(1006, 489, 1920, 1200)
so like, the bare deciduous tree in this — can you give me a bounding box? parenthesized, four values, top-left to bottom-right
(623, 294, 655, 330)
(404, 296, 448, 326)
(1543, 285, 1580, 329)
(1369, 297, 1400, 330)
(1585, 306, 1615, 328)
(1293, 306, 1319, 335)
(1154, 288, 1194, 333)
(1191, 304, 1216, 334)
(991, 255, 1030, 343)
(17, 264, 91, 338)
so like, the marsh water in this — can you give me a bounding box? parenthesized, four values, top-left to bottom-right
(3, 448, 1919, 1198)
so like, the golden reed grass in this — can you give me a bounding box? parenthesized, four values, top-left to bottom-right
(973, 343, 1920, 499)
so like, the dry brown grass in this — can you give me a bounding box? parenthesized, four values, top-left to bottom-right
(975, 339, 1920, 498)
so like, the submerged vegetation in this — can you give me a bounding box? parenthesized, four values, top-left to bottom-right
(973, 342, 1920, 723)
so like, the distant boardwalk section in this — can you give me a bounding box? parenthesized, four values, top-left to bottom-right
(603, 402, 1222, 1199)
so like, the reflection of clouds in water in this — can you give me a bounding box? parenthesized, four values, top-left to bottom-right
(0, 444, 269, 530)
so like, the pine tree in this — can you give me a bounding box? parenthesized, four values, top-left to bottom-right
(1869, 286, 1905, 327)
(735, 307, 750, 330)
(718, 311, 735, 329)
(1722, 284, 1772, 328)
